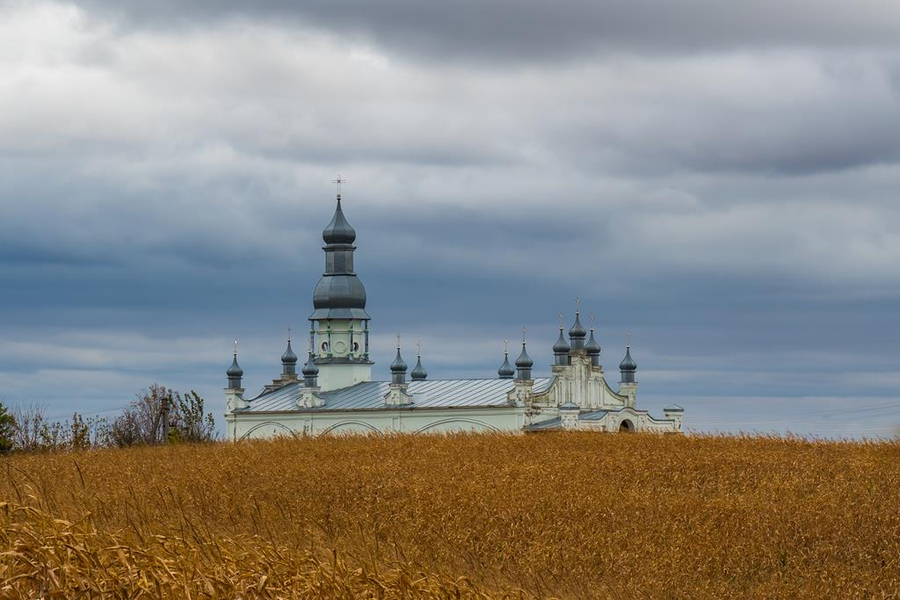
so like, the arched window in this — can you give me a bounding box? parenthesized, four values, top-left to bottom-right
(619, 419, 634, 433)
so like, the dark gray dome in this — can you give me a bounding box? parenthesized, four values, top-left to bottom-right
(313, 275, 367, 311)
(515, 343, 533, 368)
(586, 328, 601, 355)
(302, 352, 319, 376)
(226, 354, 243, 377)
(411, 355, 428, 380)
(553, 327, 570, 353)
(569, 311, 586, 340)
(322, 198, 356, 244)
(281, 339, 298, 365)
(498, 352, 514, 378)
(619, 346, 637, 371)
(390, 348, 408, 373)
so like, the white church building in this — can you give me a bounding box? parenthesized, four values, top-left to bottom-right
(224, 192, 683, 440)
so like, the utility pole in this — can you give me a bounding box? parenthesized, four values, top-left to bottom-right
(160, 394, 170, 444)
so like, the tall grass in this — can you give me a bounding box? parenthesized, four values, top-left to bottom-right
(1, 432, 898, 598)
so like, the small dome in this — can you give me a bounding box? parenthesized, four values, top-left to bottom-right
(281, 339, 298, 365)
(322, 198, 357, 244)
(569, 311, 586, 340)
(552, 327, 570, 353)
(515, 343, 533, 368)
(411, 355, 428, 380)
(498, 352, 515, 378)
(302, 353, 319, 376)
(586, 328, 601, 355)
(619, 346, 637, 372)
(390, 348, 408, 373)
(227, 354, 243, 378)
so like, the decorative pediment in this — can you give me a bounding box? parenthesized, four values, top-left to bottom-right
(532, 352, 629, 410)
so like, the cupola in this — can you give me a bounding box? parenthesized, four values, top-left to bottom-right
(619, 345, 637, 383)
(226, 342, 244, 390)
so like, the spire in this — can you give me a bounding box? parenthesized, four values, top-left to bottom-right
(311, 188, 369, 322)
(498, 339, 515, 379)
(515, 328, 533, 381)
(281, 329, 298, 376)
(390, 335, 408, 385)
(569, 308, 587, 350)
(619, 343, 637, 383)
(586, 317, 601, 367)
(227, 340, 243, 390)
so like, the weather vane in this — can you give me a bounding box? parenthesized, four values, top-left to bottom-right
(521, 326, 527, 342)
(287, 325, 291, 342)
(503, 338, 509, 353)
(333, 175, 347, 197)
(416, 340, 422, 356)
(233, 339, 238, 355)
(557, 312, 564, 327)
(590, 314, 596, 330)
(626, 330, 632, 346)
(396, 332, 402, 348)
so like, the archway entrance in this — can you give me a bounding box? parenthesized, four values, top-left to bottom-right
(619, 419, 634, 433)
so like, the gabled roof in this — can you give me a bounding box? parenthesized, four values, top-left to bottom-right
(241, 377, 552, 413)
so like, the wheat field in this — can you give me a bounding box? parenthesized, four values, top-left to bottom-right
(0, 432, 898, 598)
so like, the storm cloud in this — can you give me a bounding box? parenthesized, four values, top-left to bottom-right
(0, 0, 898, 436)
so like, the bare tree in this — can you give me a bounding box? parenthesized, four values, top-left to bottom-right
(12, 402, 46, 453)
(107, 384, 215, 447)
(172, 390, 217, 443)
(107, 384, 173, 447)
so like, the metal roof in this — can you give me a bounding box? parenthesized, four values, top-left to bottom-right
(242, 377, 553, 413)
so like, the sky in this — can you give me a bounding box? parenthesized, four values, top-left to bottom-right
(1, 0, 899, 437)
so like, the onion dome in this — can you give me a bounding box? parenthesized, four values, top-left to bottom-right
(619, 345, 637, 383)
(390, 346, 408, 385)
(552, 326, 570, 366)
(302, 352, 319, 377)
(226, 345, 243, 390)
(281, 339, 298, 365)
(515, 342, 533, 368)
(281, 338, 298, 376)
(569, 310, 587, 349)
(515, 340, 533, 381)
(322, 197, 356, 244)
(553, 327, 570, 353)
(411, 354, 428, 381)
(302, 351, 319, 387)
(586, 327, 601, 366)
(498, 351, 515, 379)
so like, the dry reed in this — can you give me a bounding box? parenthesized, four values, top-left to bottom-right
(0, 432, 898, 598)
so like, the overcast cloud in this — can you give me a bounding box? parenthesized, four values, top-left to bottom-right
(1, 0, 898, 436)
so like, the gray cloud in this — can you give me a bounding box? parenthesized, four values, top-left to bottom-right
(74, 0, 900, 61)
(0, 1, 898, 437)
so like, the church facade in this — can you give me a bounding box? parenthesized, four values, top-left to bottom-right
(224, 193, 683, 440)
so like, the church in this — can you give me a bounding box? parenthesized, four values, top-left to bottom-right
(224, 190, 684, 440)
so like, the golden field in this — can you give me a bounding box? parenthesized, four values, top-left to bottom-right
(0, 432, 898, 599)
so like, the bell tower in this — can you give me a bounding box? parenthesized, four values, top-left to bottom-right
(308, 181, 373, 391)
